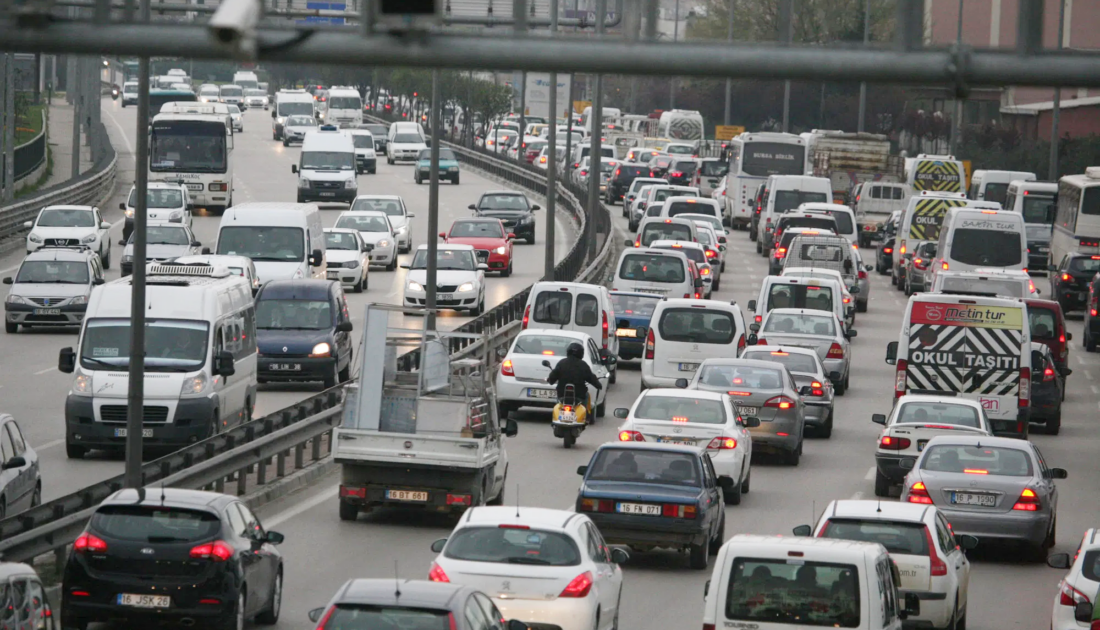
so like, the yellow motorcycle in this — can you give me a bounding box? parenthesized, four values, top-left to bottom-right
(551, 384, 591, 449)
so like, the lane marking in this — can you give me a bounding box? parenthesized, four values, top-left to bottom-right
(1085, 370, 1094, 381)
(33, 366, 56, 376)
(265, 483, 339, 528)
(1091, 385, 1099, 395)
(37, 438, 65, 451)
(864, 466, 876, 481)
(101, 107, 136, 156)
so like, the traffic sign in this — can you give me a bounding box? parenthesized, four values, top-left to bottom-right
(715, 125, 745, 141)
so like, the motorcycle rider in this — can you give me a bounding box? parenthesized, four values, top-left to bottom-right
(547, 342, 603, 418)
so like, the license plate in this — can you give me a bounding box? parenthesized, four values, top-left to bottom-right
(527, 388, 556, 399)
(270, 363, 301, 371)
(918, 440, 928, 452)
(114, 428, 154, 438)
(438, 293, 453, 301)
(33, 308, 61, 315)
(737, 406, 758, 417)
(952, 492, 996, 507)
(657, 437, 697, 445)
(386, 490, 428, 502)
(185, 183, 203, 191)
(118, 594, 170, 608)
(319, 192, 336, 197)
(678, 362, 700, 372)
(327, 271, 340, 278)
(616, 502, 661, 516)
(616, 328, 637, 338)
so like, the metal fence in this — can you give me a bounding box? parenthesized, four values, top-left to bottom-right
(6, 110, 47, 182)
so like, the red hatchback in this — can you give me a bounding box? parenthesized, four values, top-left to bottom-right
(440, 217, 515, 276)
(1025, 298, 1072, 373)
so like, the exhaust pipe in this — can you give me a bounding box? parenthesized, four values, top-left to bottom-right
(178, 618, 196, 627)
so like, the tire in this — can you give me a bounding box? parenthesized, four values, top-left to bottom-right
(352, 275, 363, 293)
(818, 410, 833, 439)
(891, 273, 898, 286)
(712, 277, 721, 291)
(724, 477, 742, 506)
(214, 591, 245, 630)
(834, 377, 847, 396)
(596, 400, 606, 418)
(609, 367, 617, 385)
(563, 433, 575, 449)
(101, 246, 111, 270)
(527, 233, 536, 245)
(1087, 332, 1098, 352)
(688, 541, 709, 570)
(282, 140, 288, 147)
(904, 277, 914, 296)
(323, 362, 339, 389)
(740, 468, 751, 494)
(501, 262, 512, 277)
(4, 322, 16, 334)
(338, 361, 351, 384)
(497, 402, 512, 420)
(709, 515, 726, 554)
(255, 570, 282, 625)
(874, 469, 891, 497)
(856, 300, 867, 313)
(1045, 410, 1061, 435)
(453, 176, 460, 185)
(66, 442, 86, 459)
(338, 500, 359, 521)
(755, 239, 762, 253)
(30, 483, 41, 508)
(785, 442, 802, 466)
(749, 229, 757, 242)
(386, 258, 397, 272)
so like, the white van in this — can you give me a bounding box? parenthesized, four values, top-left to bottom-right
(387, 122, 427, 163)
(658, 196, 722, 221)
(929, 208, 1028, 286)
(749, 275, 849, 332)
(521, 282, 619, 381)
(613, 247, 700, 301)
(968, 169, 1036, 206)
(231, 70, 259, 91)
(214, 202, 326, 283)
(58, 264, 257, 459)
(891, 192, 999, 288)
(272, 89, 316, 141)
(292, 126, 357, 205)
(704, 535, 920, 630)
(851, 181, 912, 246)
(799, 202, 858, 246)
(642, 299, 747, 389)
(757, 175, 833, 256)
(1003, 180, 1058, 270)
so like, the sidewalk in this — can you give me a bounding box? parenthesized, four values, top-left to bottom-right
(43, 95, 92, 189)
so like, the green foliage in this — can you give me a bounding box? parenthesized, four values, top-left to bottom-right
(686, 0, 894, 43)
(958, 125, 1100, 179)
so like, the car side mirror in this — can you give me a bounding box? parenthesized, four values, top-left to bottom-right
(506, 620, 530, 630)
(507, 233, 516, 240)
(610, 547, 630, 564)
(468, 204, 477, 210)
(59, 347, 76, 373)
(201, 247, 212, 255)
(23, 221, 32, 229)
(1047, 552, 1072, 569)
(1065, 331, 1073, 341)
(501, 418, 519, 437)
(119, 202, 127, 211)
(265, 531, 285, 545)
(94, 278, 105, 285)
(337, 321, 353, 333)
(309, 249, 324, 267)
(191, 240, 201, 247)
(1048, 263, 1058, 272)
(100, 221, 111, 230)
(746, 334, 758, 346)
(849, 285, 861, 294)
(956, 534, 979, 551)
(791, 524, 813, 537)
(749, 322, 760, 333)
(576, 465, 588, 476)
(747, 300, 757, 312)
(674, 378, 689, 389)
(899, 459, 915, 471)
(213, 350, 236, 377)
(742, 416, 760, 428)
(438, 232, 447, 239)
(291, 164, 298, 174)
(271, 110, 277, 119)
(1075, 602, 1095, 623)
(308, 608, 325, 623)
(613, 408, 629, 419)
(430, 538, 448, 553)
(1, 456, 26, 471)
(885, 341, 898, 365)
(624, 238, 633, 247)
(902, 592, 921, 620)
(1049, 467, 1068, 479)
(118, 239, 127, 246)
(532, 205, 541, 210)
(1, 277, 10, 285)
(478, 263, 489, 270)
(846, 329, 858, 338)
(872, 413, 887, 425)
(1061, 367, 1074, 377)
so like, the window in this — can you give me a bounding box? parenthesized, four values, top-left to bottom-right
(587, 449, 701, 487)
(26, 579, 47, 628)
(226, 503, 248, 538)
(725, 558, 860, 627)
(820, 519, 928, 556)
(920, 445, 1032, 477)
(824, 210, 854, 234)
(464, 598, 493, 630)
(237, 503, 265, 539)
(949, 229, 1022, 267)
(620, 253, 686, 283)
(325, 605, 453, 629)
(472, 593, 505, 630)
(895, 402, 981, 429)
(575, 293, 599, 327)
(533, 291, 572, 325)
(90, 506, 221, 542)
(444, 527, 581, 566)
(765, 284, 834, 314)
(877, 560, 898, 626)
(5, 421, 25, 456)
(936, 514, 957, 551)
(774, 190, 829, 213)
(871, 185, 883, 199)
(1029, 308, 1057, 341)
(0, 426, 13, 462)
(1083, 187, 1100, 216)
(633, 395, 727, 425)
(584, 524, 605, 563)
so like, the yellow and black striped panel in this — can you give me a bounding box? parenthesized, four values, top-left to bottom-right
(912, 160, 964, 192)
(907, 198, 967, 240)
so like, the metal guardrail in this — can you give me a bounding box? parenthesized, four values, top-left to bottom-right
(13, 110, 47, 181)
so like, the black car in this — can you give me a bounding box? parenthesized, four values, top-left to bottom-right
(469, 191, 539, 244)
(666, 159, 698, 187)
(62, 488, 285, 630)
(1029, 342, 1067, 434)
(1048, 252, 1100, 313)
(1084, 273, 1100, 351)
(255, 279, 354, 388)
(309, 580, 529, 630)
(649, 155, 675, 179)
(576, 442, 730, 571)
(875, 237, 896, 274)
(361, 123, 390, 155)
(748, 183, 767, 240)
(606, 164, 652, 204)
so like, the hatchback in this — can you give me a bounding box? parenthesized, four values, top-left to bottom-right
(752, 308, 853, 394)
(739, 346, 835, 438)
(606, 163, 652, 204)
(1029, 342, 1068, 435)
(1047, 529, 1100, 630)
(0, 414, 40, 518)
(1049, 253, 1100, 314)
(609, 291, 662, 361)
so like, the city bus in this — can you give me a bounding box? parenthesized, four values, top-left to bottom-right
(722, 131, 808, 228)
(149, 112, 234, 213)
(1051, 167, 1100, 267)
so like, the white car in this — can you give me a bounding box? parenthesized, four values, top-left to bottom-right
(428, 506, 626, 630)
(1048, 529, 1100, 630)
(120, 224, 202, 277)
(613, 388, 753, 504)
(323, 228, 369, 293)
(333, 210, 398, 270)
(121, 182, 192, 241)
(797, 500, 976, 630)
(24, 205, 112, 269)
(350, 195, 414, 252)
(244, 89, 269, 110)
(402, 244, 486, 314)
(282, 115, 318, 146)
(496, 329, 611, 419)
(227, 104, 243, 132)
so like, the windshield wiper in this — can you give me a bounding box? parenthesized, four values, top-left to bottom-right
(82, 356, 126, 369)
(20, 279, 78, 283)
(248, 256, 300, 262)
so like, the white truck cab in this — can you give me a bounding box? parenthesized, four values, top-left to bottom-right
(293, 126, 358, 205)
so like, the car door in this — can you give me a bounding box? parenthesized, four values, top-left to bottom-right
(472, 593, 506, 630)
(334, 290, 352, 369)
(936, 512, 969, 607)
(463, 594, 493, 630)
(233, 502, 276, 615)
(4, 420, 36, 512)
(700, 456, 722, 534)
(583, 522, 620, 628)
(1032, 445, 1058, 514)
(0, 420, 32, 513)
(585, 339, 609, 403)
(93, 209, 108, 249)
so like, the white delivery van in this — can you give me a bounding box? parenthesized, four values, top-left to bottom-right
(891, 192, 999, 289)
(218, 83, 243, 107)
(521, 282, 619, 381)
(929, 208, 1028, 286)
(851, 181, 912, 246)
(387, 121, 428, 163)
(214, 202, 326, 283)
(292, 126, 358, 205)
(749, 275, 849, 332)
(613, 247, 700, 301)
(324, 86, 363, 127)
(757, 175, 833, 256)
(642, 299, 748, 389)
(58, 263, 258, 458)
(704, 535, 920, 630)
(1003, 180, 1058, 270)
(231, 70, 259, 90)
(968, 169, 1036, 206)
(885, 293, 1033, 438)
(272, 89, 316, 141)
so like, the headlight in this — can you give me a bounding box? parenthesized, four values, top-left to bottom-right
(180, 373, 209, 396)
(408, 281, 424, 292)
(457, 282, 475, 292)
(6, 294, 28, 305)
(80, 234, 97, 244)
(27, 233, 41, 243)
(345, 179, 357, 189)
(395, 225, 408, 234)
(121, 254, 133, 263)
(377, 240, 390, 249)
(449, 166, 459, 172)
(494, 246, 507, 255)
(277, 116, 286, 124)
(168, 210, 183, 221)
(310, 342, 331, 358)
(345, 260, 360, 269)
(519, 214, 533, 223)
(69, 295, 88, 306)
(365, 150, 376, 157)
(124, 208, 134, 218)
(298, 178, 310, 189)
(73, 373, 92, 395)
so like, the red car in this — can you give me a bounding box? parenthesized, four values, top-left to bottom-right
(440, 217, 515, 276)
(1024, 298, 1072, 374)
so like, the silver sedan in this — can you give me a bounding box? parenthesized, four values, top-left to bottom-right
(900, 435, 1066, 559)
(740, 345, 836, 438)
(750, 308, 854, 395)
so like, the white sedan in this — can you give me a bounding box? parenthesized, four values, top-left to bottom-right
(428, 506, 626, 630)
(402, 244, 486, 314)
(24, 205, 113, 268)
(350, 195, 414, 252)
(333, 210, 398, 270)
(323, 228, 369, 292)
(495, 329, 612, 419)
(613, 388, 753, 505)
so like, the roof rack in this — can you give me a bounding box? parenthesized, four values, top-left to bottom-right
(148, 263, 232, 278)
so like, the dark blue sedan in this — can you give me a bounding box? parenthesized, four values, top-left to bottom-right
(609, 291, 662, 361)
(576, 442, 730, 570)
(255, 279, 354, 389)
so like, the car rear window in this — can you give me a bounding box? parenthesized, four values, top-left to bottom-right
(822, 210, 854, 234)
(91, 506, 221, 542)
(444, 526, 581, 566)
(763, 312, 836, 336)
(657, 246, 705, 264)
(641, 223, 692, 246)
(778, 217, 837, 233)
(658, 308, 736, 344)
(319, 606, 452, 630)
(611, 293, 660, 318)
(513, 335, 576, 356)
(937, 276, 1026, 298)
(920, 445, 1032, 477)
(743, 350, 820, 375)
(696, 365, 784, 390)
(795, 242, 846, 263)
(633, 395, 727, 424)
(896, 402, 982, 429)
(620, 253, 686, 283)
(654, 189, 697, 203)
(949, 229, 1023, 267)
(587, 448, 701, 487)
(617, 165, 649, 179)
(819, 519, 929, 556)
(774, 190, 829, 213)
(766, 284, 835, 313)
(1081, 550, 1100, 582)
(532, 291, 572, 325)
(1069, 257, 1100, 273)
(700, 161, 728, 177)
(575, 293, 599, 327)
(667, 202, 717, 218)
(1028, 308, 1057, 340)
(725, 559, 860, 628)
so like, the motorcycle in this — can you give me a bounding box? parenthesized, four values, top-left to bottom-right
(110, 86, 119, 100)
(550, 383, 590, 449)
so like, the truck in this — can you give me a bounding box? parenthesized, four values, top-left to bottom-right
(334, 303, 518, 521)
(808, 130, 904, 240)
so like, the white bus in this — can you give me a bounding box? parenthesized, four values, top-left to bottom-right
(232, 70, 259, 90)
(1051, 167, 1100, 267)
(150, 112, 235, 213)
(657, 109, 704, 142)
(722, 132, 808, 228)
(325, 86, 363, 127)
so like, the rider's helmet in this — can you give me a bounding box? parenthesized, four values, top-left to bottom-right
(567, 342, 584, 359)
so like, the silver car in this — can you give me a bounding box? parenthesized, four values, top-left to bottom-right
(0, 414, 41, 517)
(904, 241, 937, 297)
(751, 308, 853, 395)
(282, 115, 317, 146)
(740, 346, 835, 438)
(3, 246, 103, 333)
(688, 357, 807, 465)
(900, 435, 1065, 557)
(849, 245, 873, 312)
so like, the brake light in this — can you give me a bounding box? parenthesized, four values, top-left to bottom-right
(765, 395, 796, 410)
(579, 498, 615, 512)
(737, 334, 746, 353)
(923, 526, 949, 576)
(501, 359, 515, 377)
(1060, 580, 1091, 607)
(913, 257, 928, 271)
(755, 336, 768, 345)
(1044, 366, 1055, 382)
(73, 533, 108, 553)
(189, 540, 234, 562)
(707, 436, 738, 450)
(1019, 367, 1031, 407)
(810, 381, 824, 396)
(894, 359, 907, 398)
(429, 562, 450, 582)
(879, 436, 911, 450)
(907, 481, 933, 504)
(522, 305, 530, 329)
(560, 572, 594, 598)
(645, 328, 656, 359)
(705, 249, 716, 259)
(602, 311, 609, 349)
(899, 240, 907, 255)
(615, 168, 621, 177)
(858, 269, 867, 280)
(1062, 273, 1072, 282)
(826, 343, 844, 359)
(670, 171, 683, 177)
(661, 504, 697, 518)
(700, 267, 710, 276)
(619, 430, 645, 442)
(754, 315, 762, 323)
(884, 247, 893, 254)
(941, 261, 949, 270)
(774, 247, 787, 259)
(1013, 488, 1041, 511)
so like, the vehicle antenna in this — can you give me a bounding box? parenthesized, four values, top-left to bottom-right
(394, 560, 401, 598)
(876, 500, 882, 513)
(160, 482, 166, 505)
(516, 484, 521, 518)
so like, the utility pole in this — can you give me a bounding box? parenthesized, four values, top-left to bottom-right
(779, 0, 793, 133)
(1048, 0, 1067, 180)
(948, 0, 964, 154)
(588, 0, 606, 260)
(669, 0, 680, 110)
(856, 0, 870, 132)
(723, 0, 734, 126)
(545, 0, 559, 280)
(71, 56, 82, 179)
(425, 70, 442, 331)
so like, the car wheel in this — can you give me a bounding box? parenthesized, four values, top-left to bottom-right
(785, 443, 801, 466)
(338, 361, 351, 384)
(740, 467, 751, 494)
(352, 275, 363, 293)
(30, 482, 41, 508)
(755, 240, 762, 253)
(66, 442, 86, 459)
(4, 322, 17, 334)
(709, 514, 726, 554)
(282, 140, 288, 147)
(609, 367, 617, 385)
(216, 591, 245, 630)
(688, 541, 709, 570)
(818, 410, 833, 439)
(1087, 331, 1098, 352)
(596, 400, 606, 418)
(101, 246, 111, 270)
(857, 300, 867, 313)
(724, 476, 742, 506)
(1045, 410, 1061, 435)
(386, 258, 397, 272)
(255, 570, 282, 625)
(338, 500, 359, 521)
(891, 272, 898, 285)
(453, 176, 460, 185)
(874, 469, 891, 497)
(527, 233, 536, 245)
(501, 262, 511, 277)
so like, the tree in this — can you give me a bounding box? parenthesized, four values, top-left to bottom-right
(686, 0, 895, 44)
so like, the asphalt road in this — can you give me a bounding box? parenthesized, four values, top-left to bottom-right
(1, 98, 574, 504)
(249, 188, 1100, 630)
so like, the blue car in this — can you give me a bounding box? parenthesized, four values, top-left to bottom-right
(414, 147, 460, 185)
(609, 291, 662, 361)
(255, 279, 354, 389)
(575, 442, 730, 570)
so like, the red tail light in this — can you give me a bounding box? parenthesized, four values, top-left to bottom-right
(501, 359, 515, 377)
(189, 540, 233, 562)
(645, 328, 655, 359)
(1044, 366, 1055, 382)
(522, 305, 530, 329)
(614, 168, 621, 177)
(913, 257, 928, 271)
(755, 336, 767, 346)
(706, 436, 738, 450)
(705, 249, 716, 259)
(737, 334, 746, 353)
(941, 261, 949, 270)
(429, 562, 450, 582)
(602, 311, 609, 349)
(774, 247, 787, 259)
(560, 571, 594, 598)
(764, 395, 795, 410)
(858, 269, 867, 280)
(579, 498, 615, 512)
(883, 247, 893, 254)
(894, 359, 907, 398)
(907, 481, 933, 504)
(879, 436, 911, 450)
(923, 526, 948, 576)
(661, 504, 697, 519)
(619, 430, 645, 442)
(826, 343, 844, 359)
(1013, 488, 1041, 511)
(670, 171, 683, 177)
(1019, 367, 1031, 407)
(809, 381, 824, 396)
(73, 533, 108, 553)
(1060, 580, 1091, 607)
(1062, 273, 1072, 282)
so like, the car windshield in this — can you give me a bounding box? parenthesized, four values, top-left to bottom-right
(696, 364, 785, 390)
(619, 253, 685, 283)
(256, 299, 332, 330)
(302, 151, 353, 170)
(325, 232, 360, 250)
(286, 116, 316, 127)
(633, 395, 727, 425)
(450, 221, 503, 239)
(725, 559, 860, 628)
(949, 229, 1023, 267)
(394, 133, 423, 143)
(654, 189, 697, 203)
(658, 308, 735, 343)
(1069, 257, 1100, 273)
(480, 195, 529, 211)
(216, 226, 304, 262)
(775, 191, 829, 213)
(657, 246, 705, 264)
(328, 96, 361, 109)
(351, 135, 374, 149)
(246, 90, 266, 97)
(667, 145, 694, 155)
(920, 444, 1032, 476)
(123, 84, 139, 94)
(610, 293, 660, 318)
(513, 335, 579, 357)
(743, 350, 820, 375)
(819, 519, 929, 555)
(409, 249, 476, 271)
(128, 188, 184, 209)
(586, 448, 701, 487)
(336, 215, 390, 233)
(317, 605, 453, 630)
(351, 198, 404, 216)
(937, 276, 1026, 298)
(444, 527, 581, 566)
(418, 148, 456, 161)
(279, 103, 314, 117)
(896, 402, 982, 429)
(763, 313, 836, 336)
(220, 86, 242, 97)
(140, 226, 191, 245)
(90, 506, 221, 543)
(1021, 194, 1057, 223)
(641, 223, 692, 246)
(701, 161, 729, 177)
(766, 284, 835, 313)
(37, 208, 95, 227)
(80, 318, 208, 372)
(16, 261, 89, 284)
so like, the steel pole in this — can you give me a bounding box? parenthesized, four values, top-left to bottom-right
(856, 0, 870, 132)
(779, 0, 793, 132)
(669, 0, 679, 109)
(588, 0, 606, 260)
(724, 0, 734, 126)
(1, 55, 11, 203)
(949, 0, 964, 155)
(545, 0, 559, 280)
(565, 79, 575, 182)
(1048, 0, 1067, 180)
(425, 70, 441, 331)
(518, 70, 527, 164)
(71, 57, 82, 179)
